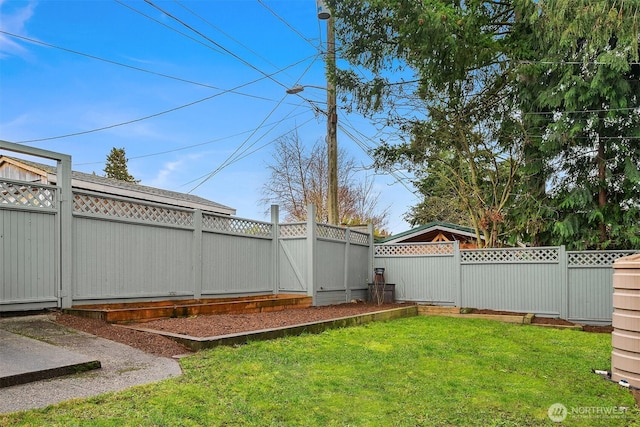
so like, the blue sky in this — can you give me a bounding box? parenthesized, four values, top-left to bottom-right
(0, 0, 418, 233)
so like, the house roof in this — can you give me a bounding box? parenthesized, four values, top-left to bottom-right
(377, 221, 479, 244)
(0, 155, 236, 215)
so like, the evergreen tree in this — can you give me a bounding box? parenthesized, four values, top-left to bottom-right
(330, 0, 525, 246)
(104, 147, 139, 183)
(515, 0, 640, 249)
(329, 0, 640, 248)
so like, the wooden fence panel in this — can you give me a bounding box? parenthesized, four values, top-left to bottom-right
(0, 203, 57, 310)
(374, 243, 638, 323)
(567, 251, 636, 324)
(202, 232, 272, 295)
(72, 216, 194, 301)
(374, 243, 456, 305)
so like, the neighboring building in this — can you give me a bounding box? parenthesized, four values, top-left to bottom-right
(0, 155, 235, 215)
(377, 221, 481, 248)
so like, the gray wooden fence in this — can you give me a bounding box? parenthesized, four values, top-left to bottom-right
(1, 142, 371, 311)
(1, 141, 632, 324)
(374, 242, 636, 324)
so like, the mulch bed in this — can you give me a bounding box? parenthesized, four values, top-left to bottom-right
(55, 303, 411, 357)
(54, 303, 614, 358)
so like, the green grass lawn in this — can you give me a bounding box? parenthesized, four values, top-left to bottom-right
(1, 316, 639, 426)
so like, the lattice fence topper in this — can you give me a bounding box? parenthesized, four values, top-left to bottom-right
(0, 180, 55, 209)
(74, 193, 193, 226)
(375, 242, 454, 256)
(350, 231, 369, 245)
(317, 224, 347, 240)
(568, 251, 638, 267)
(279, 223, 306, 238)
(202, 214, 272, 237)
(461, 247, 559, 263)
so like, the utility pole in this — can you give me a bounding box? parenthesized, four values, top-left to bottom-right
(317, 0, 339, 225)
(326, 16, 338, 225)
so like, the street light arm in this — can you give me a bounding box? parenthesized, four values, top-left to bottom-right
(285, 84, 328, 95)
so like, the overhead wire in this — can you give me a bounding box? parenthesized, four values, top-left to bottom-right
(176, 0, 311, 79)
(519, 60, 640, 65)
(186, 93, 290, 192)
(15, 54, 319, 144)
(74, 109, 314, 166)
(337, 121, 417, 195)
(0, 30, 273, 101)
(294, 91, 417, 194)
(186, 52, 322, 192)
(114, 0, 225, 55)
(523, 107, 640, 115)
(257, 0, 321, 51)
(143, 0, 290, 90)
(213, 116, 318, 170)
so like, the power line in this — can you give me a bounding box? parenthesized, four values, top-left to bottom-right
(14, 54, 318, 144)
(523, 107, 640, 115)
(114, 0, 225, 55)
(0, 30, 272, 102)
(257, 0, 320, 51)
(338, 122, 416, 195)
(216, 116, 318, 169)
(185, 50, 322, 191)
(187, 95, 321, 191)
(519, 60, 640, 65)
(74, 109, 314, 166)
(143, 0, 290, 90)
(186, 94, 290, 192)
(175, 0, 302, 79)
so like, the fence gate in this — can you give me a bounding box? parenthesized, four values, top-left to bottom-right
(1, 142, 72, 311)
(0, 179, 59, 311)
(277, 222, 310, 295)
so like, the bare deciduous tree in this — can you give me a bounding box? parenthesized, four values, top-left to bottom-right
(261, 130, 389, 233)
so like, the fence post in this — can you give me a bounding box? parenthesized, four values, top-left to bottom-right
(559, 245, 568, 319)
(271, 205, 280, 296)
(192, 209, 202, 299)
(58, 155, 73, 309)
(344, 227, 351, 302)
(306, 204, 317, 304)
(454, 240, 461, 307)
(368, 223, 375, 285)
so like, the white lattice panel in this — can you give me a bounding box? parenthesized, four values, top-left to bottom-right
(568, 251, 637, 267)
(350, 231, 369, 245)
(461, 248, 559, 263)
(317, 224, 346, 240)
(0, 180, 55, 209)
(375, 243, 454, 256)
(74, 193, 193, 226)
(202, 214, 272, 236)
(279, 223, 306, 238)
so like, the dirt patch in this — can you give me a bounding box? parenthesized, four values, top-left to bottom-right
(470, 308, 613, 333)
(55, 303, 412, 356)
(582, 324, 613, 333)
(531, 316, 575, 326)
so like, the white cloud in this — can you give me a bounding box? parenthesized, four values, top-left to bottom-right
(0, 1, 37, 58)
(144, 153, 204, 189)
